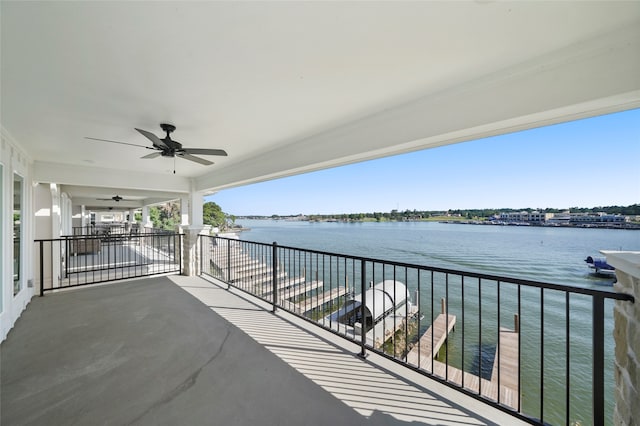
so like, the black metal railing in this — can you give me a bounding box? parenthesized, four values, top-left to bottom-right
(72, 223, 129, 236)
(36, 233, 182, 294)
(71, 224, 175, 237)
(199, 235, 634, 425)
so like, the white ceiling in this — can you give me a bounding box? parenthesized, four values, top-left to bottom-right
(2, 1, 639, 205)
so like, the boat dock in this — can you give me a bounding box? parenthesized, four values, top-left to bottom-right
(490, 322, 520, 408)
(255, 276, 308, 296)
(405, 299, 456, 366)
(406, 301, 520, 410)
(368, 305, 420, 349)
(210, 243, 348, 318)
(276, 280, 324, 299)
(280, 287, 348, 316)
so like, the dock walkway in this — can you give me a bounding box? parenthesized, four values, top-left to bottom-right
(404, 305, 520, 410)
(280, 287, 348, 316)
(405, 312, 456, 367)
(210, 244, 348, 318)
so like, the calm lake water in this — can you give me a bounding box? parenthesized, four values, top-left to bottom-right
(235, 219, 639, 425)
(237, 219, 637, 288)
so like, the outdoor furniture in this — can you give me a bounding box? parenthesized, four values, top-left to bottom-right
(70, 239, 101, 255)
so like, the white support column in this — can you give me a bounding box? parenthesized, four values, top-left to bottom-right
(181, 188, 208, 276)
(603, 251, 640, 426)
(81, 205, 87, 228)
(141, 205, 152, 229)
(50, 184, 61, 239)
(60, 192, 72, 236)
(49, 184, 61, 287)
(180, 196, 189, 227)
(189, 190, 203, 227)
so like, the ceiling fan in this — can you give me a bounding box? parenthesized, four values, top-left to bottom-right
(96, 195, 131, 202)
(86, 123, 228, 170)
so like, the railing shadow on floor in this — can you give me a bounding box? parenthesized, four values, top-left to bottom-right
(172, 275, 516, 426)
(198, 235, 635, 425)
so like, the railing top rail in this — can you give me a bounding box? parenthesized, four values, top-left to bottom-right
(37, 233, 183, 242)
(207, 235, 634, 302)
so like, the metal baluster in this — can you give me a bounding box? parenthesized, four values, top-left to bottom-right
(359, 259, 367, 358)
(39, 240, 44, 296)
(566, 291, 570, 425)
(593, 294, 605, 425)
(272, 242, 278, 313)
(461, 275, 465, 389)
(478, 278, 482, 397)
(497, 280, 501, 404)
(445, 273, 449, 382)
(540, 288, 545, 423)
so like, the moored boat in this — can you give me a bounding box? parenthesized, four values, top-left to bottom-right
(584, 255, 616, 278)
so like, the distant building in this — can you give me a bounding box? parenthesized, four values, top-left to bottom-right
(569, 212, 627, 225)
(498, 210, 628, 226)
(498, 211, 553, 223)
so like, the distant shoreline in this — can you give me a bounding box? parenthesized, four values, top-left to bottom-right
(236, 217, 640, 230)
(436, 220, 640, 230)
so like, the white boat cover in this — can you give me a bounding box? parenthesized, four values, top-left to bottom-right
(354, 280, 408, 322)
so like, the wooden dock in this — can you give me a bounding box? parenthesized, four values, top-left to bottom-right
(404, 302, 520, 411)
(489, 326, 520, 408)
(405, 312, 456, 367)
(275, 280, 323, 299)
(280, 287, 348, 315)
(210, 245, 346, 318)
(255, 276, 308, 296)
(435, 325, 520, 409)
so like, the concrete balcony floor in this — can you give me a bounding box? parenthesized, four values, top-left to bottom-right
(1, 276, 527, 425)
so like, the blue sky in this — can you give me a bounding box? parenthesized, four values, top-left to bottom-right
(207, 109, 640, 216)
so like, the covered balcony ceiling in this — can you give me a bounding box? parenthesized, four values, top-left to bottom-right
(2, 1, 639, 203)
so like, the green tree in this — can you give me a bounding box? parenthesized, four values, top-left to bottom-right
(203, 201, 227, 229)
(149, 202, 180, 230)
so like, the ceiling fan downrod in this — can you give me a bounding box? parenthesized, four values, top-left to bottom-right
(160, 123, 176, 138)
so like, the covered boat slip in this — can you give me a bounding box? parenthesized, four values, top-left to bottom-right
(322, 302, 419, 349)
(357, 280, 411, 325)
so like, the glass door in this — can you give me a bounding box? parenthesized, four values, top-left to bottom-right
(13, 173, 22, 296)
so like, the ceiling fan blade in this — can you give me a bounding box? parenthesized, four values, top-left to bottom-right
(135, 128, 170, 150)
(182, 148, 228, 156)
(141, 152, 162, 159)
(85, 137, 148, 149)
(178, 153, 213, 165)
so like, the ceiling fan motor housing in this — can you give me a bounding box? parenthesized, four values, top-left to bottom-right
(159, 123, 182, 154)
(160, 123, 176, 134)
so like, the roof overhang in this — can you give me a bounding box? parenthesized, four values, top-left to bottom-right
(2, 1, 639, 202)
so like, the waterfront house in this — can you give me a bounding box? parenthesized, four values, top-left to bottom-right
(2, 2, 639, 425)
